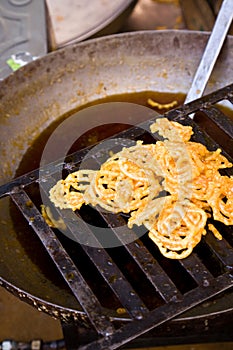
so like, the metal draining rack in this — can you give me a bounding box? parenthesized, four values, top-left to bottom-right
(1, 83, 233, 350)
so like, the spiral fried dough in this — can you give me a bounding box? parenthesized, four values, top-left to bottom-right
(47, 117, 233, 259)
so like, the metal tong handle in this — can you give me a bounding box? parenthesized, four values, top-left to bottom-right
(185, 0, 233, 107)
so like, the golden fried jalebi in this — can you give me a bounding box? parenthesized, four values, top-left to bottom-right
(48, 118, 233, 259)
(49, 169, 95, 210)
(207, 175, 233, 225)
(147, 198, 207, 259)
(150, 117, 193, 142)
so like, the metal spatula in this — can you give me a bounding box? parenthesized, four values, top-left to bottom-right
(185, 0, 233, 107)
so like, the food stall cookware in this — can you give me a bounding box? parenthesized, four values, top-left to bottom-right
(0, 28, 233, 348)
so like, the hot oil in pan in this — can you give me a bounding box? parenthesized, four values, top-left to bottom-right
(14, 92, 233, 176)
(15, 91, 185, 174)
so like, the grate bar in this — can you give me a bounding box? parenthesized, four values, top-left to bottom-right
(125, 239, 183, 302)
(79, 272, 233, 350)
(98, 212, 182, 303)
(205, 233, 233, 268)
(10, 189, 114, 336)
(81, 244, 149, 319)
(89, 151, 183, 303)
(179, 253, 213, 285)
(186, 83, 233, 112)
(0, 169, 39, 198)
(40, 180, 149, 319)
(54, 213, 149, 319)
(201, 106, 233, 139)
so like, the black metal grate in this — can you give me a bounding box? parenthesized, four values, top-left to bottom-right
(1, 84, 233, 349)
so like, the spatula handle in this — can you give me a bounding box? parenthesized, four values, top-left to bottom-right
(185, 0, 233, 105)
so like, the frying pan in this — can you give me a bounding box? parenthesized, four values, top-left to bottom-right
(1, 30, 233, 325)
